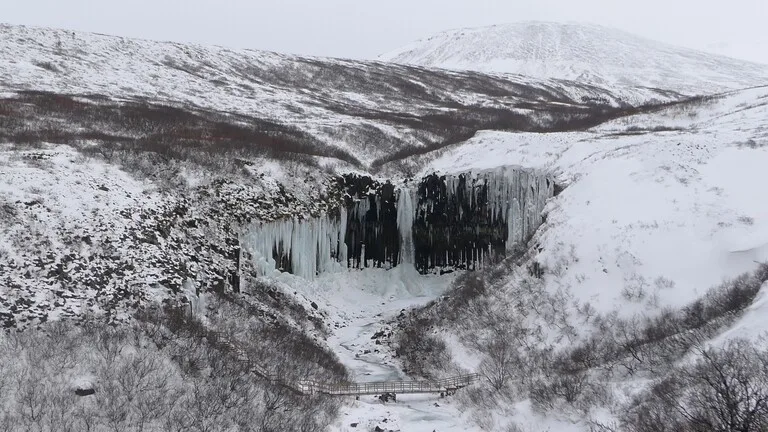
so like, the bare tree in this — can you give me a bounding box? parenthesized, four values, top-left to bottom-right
(14, 367, 50, 432)
(623, 338, 768, 432)
(479, 326, 520, 391)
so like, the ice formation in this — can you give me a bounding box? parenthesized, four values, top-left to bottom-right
(243, 210, 348, 280)
(342, 179, 401, 269)
(243, 167, 554, 278)
(397, 187, 415, 265)
(413, 166, 554, 272)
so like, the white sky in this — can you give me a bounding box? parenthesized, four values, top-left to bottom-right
(4, 0, 768, 63)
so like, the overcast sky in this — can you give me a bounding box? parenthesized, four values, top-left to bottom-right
(4, 0, 768, 63)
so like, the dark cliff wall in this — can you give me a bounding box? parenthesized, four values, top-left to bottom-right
(338, 168, 554, 273)
(413, 173, 507, 272)
(337, 174, 400, 269)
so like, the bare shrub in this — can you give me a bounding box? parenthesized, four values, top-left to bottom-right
(737, 215, 755, 225)
(556, 263, 768, 377)
(478, 326, 522, 391)
(530, 371, 608, 413)
(394, 314, 450, 378)
(622, 338, 768, 432)
(0, 298, 345, 432)
(13, 367, 51, 431)
(0, 91, 362, 175)
(737, 139, 765, 149)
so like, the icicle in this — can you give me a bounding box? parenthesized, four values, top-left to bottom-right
(338, 206, 348, 264)
(397, 187, 415, 264)
(243, 210, 348, 280)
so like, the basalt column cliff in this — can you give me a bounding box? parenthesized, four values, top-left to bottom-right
(244, 166, 555, 277)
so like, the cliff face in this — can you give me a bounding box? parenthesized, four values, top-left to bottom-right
(412, 167, 554, 272)
(341, 175, 401, 269)
(244, 167, 555, 277)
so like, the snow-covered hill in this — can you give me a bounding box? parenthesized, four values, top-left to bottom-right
(426, 86, 768, 320)
(0, 23, 671, 169)
(3, 22, 768, 432)
(381, 22, 768, 96)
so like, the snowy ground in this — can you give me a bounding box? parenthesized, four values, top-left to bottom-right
(426, 86, 768, 322)
(255, 264, 491, 432)
(0, 145, 171, 325)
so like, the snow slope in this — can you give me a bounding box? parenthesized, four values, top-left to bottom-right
(0, 23, 659, 167)
(276, 265, 476, 432)
(362, 85, 768, 432)
(0, 142, 343, 328)
(427, 86, 768, 321)
(381, 22, 768, 96)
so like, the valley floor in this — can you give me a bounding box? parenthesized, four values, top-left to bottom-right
(270, 265, 484, 432)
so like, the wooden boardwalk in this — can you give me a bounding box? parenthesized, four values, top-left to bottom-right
(296, 373, 482, 396)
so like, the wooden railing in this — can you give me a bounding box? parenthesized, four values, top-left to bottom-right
(296, 373, 482, 396)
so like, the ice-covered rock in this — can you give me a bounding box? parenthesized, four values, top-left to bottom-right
(243, 167, 555, 278)
(243, 210, 348, 280)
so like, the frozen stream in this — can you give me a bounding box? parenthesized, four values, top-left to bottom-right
(292, 265, 482, 432)
(318, 265, 451, 382)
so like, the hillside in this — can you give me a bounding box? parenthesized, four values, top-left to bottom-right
(1, 22, 768, 432)
(0, 23, 674, 170)
(380, 22, 768, 96)
(384, 85, 768, 430)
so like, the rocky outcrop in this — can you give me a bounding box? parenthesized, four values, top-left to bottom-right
(340, 175, 401, 269)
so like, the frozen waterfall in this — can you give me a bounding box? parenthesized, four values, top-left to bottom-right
(243, 167, 555, 279)
(243, 210, 348, 280)
(412, 166, 554, 271)
(397, 187, 415, 264)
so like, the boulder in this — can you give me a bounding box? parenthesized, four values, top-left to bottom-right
(378, 392, 396, 403)
(75, 387, 95, 397)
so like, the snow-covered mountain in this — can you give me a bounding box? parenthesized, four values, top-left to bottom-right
(380, 22, 768, 95)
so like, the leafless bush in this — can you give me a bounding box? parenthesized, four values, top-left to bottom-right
(737, 139, 765, 149)
(0, 91, 362, 176)
(0, 298, 345, 432)
(622, 338, 768, 432)
(438, 272, 488, 322)
(394, 314, 451, 378)
(478, 326, 525, 391)
(555, 263, 768, 377)
(737, 215, 755, 225)
(530, 372, 609, 413)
